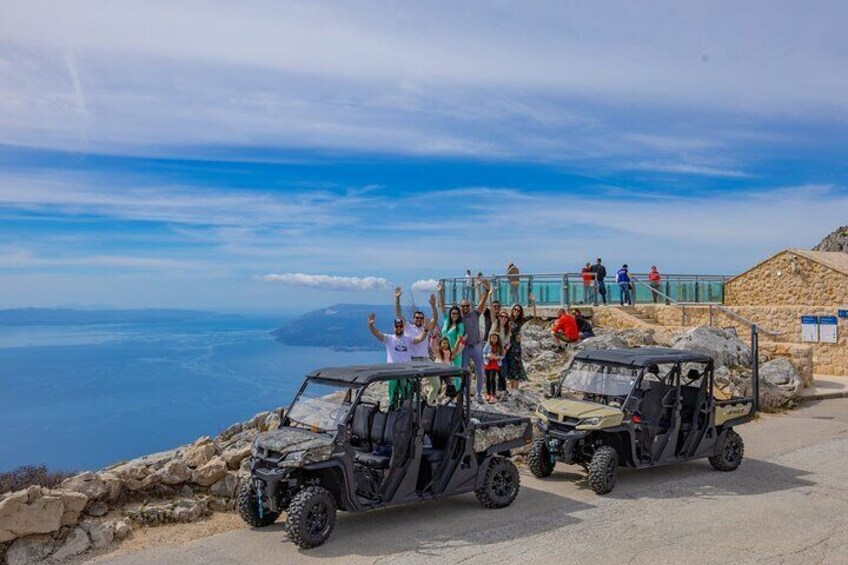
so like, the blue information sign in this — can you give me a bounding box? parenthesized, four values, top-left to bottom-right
(820, 316, 838, 324)
(801, 315, 819, 324)
(839, 310, 848, 318)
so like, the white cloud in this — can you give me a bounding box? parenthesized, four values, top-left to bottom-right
(411, 279, 439, 293)
(0, 1, 845, 167)
(260, 273, 391, 291)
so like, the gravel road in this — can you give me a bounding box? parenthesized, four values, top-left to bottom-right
(85, 399, 848, 565)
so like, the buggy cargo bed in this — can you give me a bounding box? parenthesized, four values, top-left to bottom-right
(470, 410, 532, 454)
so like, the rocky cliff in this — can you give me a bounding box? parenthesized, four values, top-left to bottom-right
(812, 225, 848, 253)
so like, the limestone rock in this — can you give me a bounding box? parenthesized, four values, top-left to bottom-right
(191, 457, 227, 487)
(113, 519, 131, 541)
(222, 445, 251, 470)
(52, 526, 91, 561)
(813, 225, 848, 252)
(61, 472, 109, 501)
(264, 412, 281, 431)
(210, 472, 239, 499)
(55, 490, 88, 525)
(573, 333, 629, 352)
(250, 412, 270, 430)
(82, 520, 114, 549)
(5, 534, 55, 565)
(0, 487, 63, 541)
(183, 439, 219, 469)
(156, 460, 191, 485)
(671, 326, 751, 368)
(86, 501, 109, 518)
(217, 422, 243, 443)
(99, 473, 124, 503)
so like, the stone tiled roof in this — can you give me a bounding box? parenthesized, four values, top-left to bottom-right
(726, 248, 848, 283)
(789, 249, 848, 277)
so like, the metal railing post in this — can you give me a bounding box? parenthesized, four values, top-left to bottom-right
(694, 276, 700, 303)
(751, 324, 759, 413)
(664, 280, 671, 305)
(564, 275, 570, 307)
(526, 274, 534, 306)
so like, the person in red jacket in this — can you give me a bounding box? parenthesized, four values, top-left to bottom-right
(648, 265, 662, 303)
(551, 308, 580, 346)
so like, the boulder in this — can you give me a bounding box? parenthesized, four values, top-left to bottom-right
(61, 472, 109, 501)
(222, 445, 251, 470)
(191, 457, 227, 487)
(86, 501, 109, 518)
(55, 490, 88, 525)
(99, 473, 124, 503)
(671, 326, 751, 368)
(52, 526, 91, 561)
(5, 534, 55, 565)
(113, 519, 131, 541)
(616, 328, 656, 347)
(210, 472, 239, 499)
(751, 358, 804, 412)
(217, 422, 243, 443)
(573, 333, 629, 352)
(183, 440, 219, 469)
(81, 520, 114, 549)
(0, 487, 64, 541)
(156, 460, 191, 485)
(249, 412, 270, 430)
(264, 412, 281, 431)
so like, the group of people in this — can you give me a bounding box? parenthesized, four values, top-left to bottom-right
(368, 275, 597, 406)
(579, 259, 664, 306)
(368, 279, 535, 405)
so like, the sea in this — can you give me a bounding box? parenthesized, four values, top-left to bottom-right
(0, 316, 381, 472)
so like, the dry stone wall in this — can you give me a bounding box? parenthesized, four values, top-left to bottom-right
(724, 251, 848, 307)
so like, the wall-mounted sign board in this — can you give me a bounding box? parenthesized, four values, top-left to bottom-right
(801, 315, 819, 343)
(839, 309, 848, 319)
(819, 316, 838, 344)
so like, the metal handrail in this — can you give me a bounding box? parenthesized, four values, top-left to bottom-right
(631, 277, 784, 337)
(631, 277, 687, 324)
(708, 303, 785, 338)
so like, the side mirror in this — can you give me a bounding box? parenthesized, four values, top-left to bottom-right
(335, 423, 350, 445)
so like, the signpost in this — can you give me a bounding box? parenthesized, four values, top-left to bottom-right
(819, 316, 838, 344)
(801, 315, 819, 343)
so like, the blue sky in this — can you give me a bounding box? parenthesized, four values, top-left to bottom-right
(1, 1, 846, 311)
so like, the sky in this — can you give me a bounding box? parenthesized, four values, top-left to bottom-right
(0, 0, 846, 312)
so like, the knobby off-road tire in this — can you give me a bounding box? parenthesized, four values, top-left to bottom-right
(528, 437, 555, 478)
(709, 428, 744, 472)
(475, 456, 521, 509)
(285, 486, 337, 549)
(237, 480, 280, 527)
(587, 445, 618, 495)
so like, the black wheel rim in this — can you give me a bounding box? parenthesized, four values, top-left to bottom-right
(726, 438, 741, 462)
(305, 501, 329, 536)
(492, 469, 515, 498)
(605, 460, 616, 484)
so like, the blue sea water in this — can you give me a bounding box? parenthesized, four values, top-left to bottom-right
(0, 317, 380, 472)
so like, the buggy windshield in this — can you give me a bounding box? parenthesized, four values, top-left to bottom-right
(561, 362, 638, 397)
(287, 380, 358, 433)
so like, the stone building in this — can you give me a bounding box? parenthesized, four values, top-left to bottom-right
(724, 249, 848, 307)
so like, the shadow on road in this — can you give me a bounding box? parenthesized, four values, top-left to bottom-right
(251, 484, 592, 559)
(599, 458, 817, 500)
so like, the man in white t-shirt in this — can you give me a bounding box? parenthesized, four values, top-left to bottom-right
(368, 313, 428, 363)
(394, 288, 439, 362)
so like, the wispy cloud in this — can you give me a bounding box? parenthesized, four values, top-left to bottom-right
(260, 273, 391, 291)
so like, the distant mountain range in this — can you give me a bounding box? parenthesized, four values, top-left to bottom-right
(813, 226, 848, 253)
(0, 308, 222, 326)
(272, 304, 400, 350)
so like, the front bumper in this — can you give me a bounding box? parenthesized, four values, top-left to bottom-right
(248, 457, 296, 512)
(536, 420, 588, 464)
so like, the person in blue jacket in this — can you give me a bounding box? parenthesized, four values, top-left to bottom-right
(616, 264, 632, 306)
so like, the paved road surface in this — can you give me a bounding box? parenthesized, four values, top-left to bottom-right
(87, 399, 848, 565)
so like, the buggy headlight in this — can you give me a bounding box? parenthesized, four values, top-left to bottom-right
(284, 450, 305, 462)
(580, 417, 602, 426)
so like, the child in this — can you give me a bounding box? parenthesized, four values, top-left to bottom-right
(482, 332, 505, 403)
(431, 336, 464, 402)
